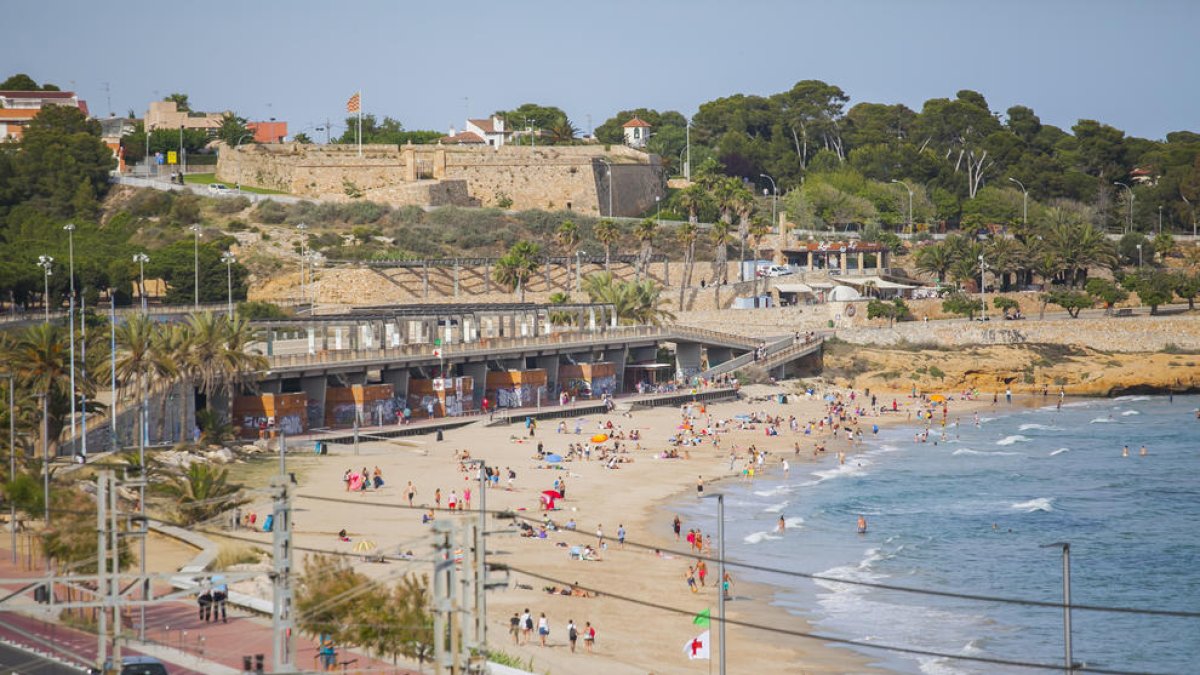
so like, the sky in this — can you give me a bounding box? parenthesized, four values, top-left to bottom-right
(5, 0, 1199, 141)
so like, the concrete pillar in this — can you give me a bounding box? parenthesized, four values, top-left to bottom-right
(402, 147, 417, 182)
(334, 327, 343, 350)
(675, 342, 702, 379)
(300, 375, 327, 430)
(433, 148, 447, 179)
(588, 308, 597, 332)
(380, 369, 410, 407)
(463, 361, 487, 404)
(322, 325, 329, 352)
(707, 346, 733, 368)
(857, 251, 865, 273)
(878, 250, 886, 273)
(535, 355, 560, 399)
(807, 250, 814, 271)
(840, 251, 848, 274)
(307, 327, 316, 355)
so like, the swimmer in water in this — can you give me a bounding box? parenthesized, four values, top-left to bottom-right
(1139, 445, 1147, 456)
(857, 515, 867, 534)
(778, 515, 786, 533)
(1122, 445, 1129, 457)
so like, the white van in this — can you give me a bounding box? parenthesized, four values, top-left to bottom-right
(756, 264, 793, 278)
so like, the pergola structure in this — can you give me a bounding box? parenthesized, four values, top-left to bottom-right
(779, 241, 891, 275)
(252, 302, 620, 356)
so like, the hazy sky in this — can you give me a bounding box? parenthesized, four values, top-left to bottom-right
(6, 0, 1198, 141)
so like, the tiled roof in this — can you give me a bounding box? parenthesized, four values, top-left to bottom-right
(468, 118, 498, 133)
(439, 131, 486, 144)
(622, 116, 651, 128)
(0, 90, 78, 99)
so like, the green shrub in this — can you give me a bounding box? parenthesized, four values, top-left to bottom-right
(212, 196, 251, 214)
(928, 366, 945, 380)
(128, 189, 175, 217)
(255, 200, 287, 224)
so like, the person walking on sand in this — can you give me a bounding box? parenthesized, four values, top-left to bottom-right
(617, 524, 626, 548)
(584, 622, 596, 653)
(510, 613, 520, 645)
(538, 612, 550, 647)
(521, 608, 532, 644)
(673, 515, 682, 540)
(697, 559, 708, 586)
(697, 475, 704, 496)
(596, 524, 604, 549)
(435, 488, 442, 508)
(406, 481, 416, 507)
(686, 566, 698, 593)
(567, 619, 578, 653)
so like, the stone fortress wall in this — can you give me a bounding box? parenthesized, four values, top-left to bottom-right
(216, 142, 664, 216)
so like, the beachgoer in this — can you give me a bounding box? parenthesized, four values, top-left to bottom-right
(521, 609, 533, 644)
(318, 634, 336, 672)
(584, 622, 595, 653)
(1122, 445, 1129, 457)
(857, 515, 868, 534)
(686, 566, 698, 593)
(538, 613, 550, 647)
(510, 613, 521, 644)
(406, 481, 416, 506)
(568, 619, 578, 652)
(778, 515, 786, 533)
(697, 559, 708, 586)
(1139, 445, 1147, 456)
(697, 475, 704, 496)
(596, 524, 604, 549)
(673, 515, 682, 540)
(435, 488, 442, 508)
(617, 524, 626, 548)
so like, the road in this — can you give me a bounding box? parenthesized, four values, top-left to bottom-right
(0, 641, 85, 674)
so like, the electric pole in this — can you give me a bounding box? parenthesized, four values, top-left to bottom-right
(271, 476, 296, 672)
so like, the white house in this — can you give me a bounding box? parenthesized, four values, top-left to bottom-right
(439, 115, 510, 147)
(622, 116, 651, 148)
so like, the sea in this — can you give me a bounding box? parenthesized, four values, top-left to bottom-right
(676, 394, 1200, 674)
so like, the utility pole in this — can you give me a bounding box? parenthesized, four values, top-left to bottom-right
(431, 520, 454, 675)
(110, 470, 122, 670)
(96, 472, 108, 670)
(271, 476, 296, 673)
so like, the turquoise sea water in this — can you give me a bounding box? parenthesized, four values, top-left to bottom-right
(680, 395, 1200, 674)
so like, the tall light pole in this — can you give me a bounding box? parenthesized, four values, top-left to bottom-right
(1008, 177, 1028, 233)
(702, 493, 727, 675)
(133, 253, 149, 313)
(4, 372, 15, 563)
(598, 159, 613, 217)
(978, 254, 988, 322)
(189, 224, 201, 309)
(63, 223, 78, 458)
(760, 174, 778, 229)
(891, 180, 914, 238)
(684, 118, 691, 182)
(296, 223, 308, 304)
(1136, 243, 1143, 268)
(37, 255, 53, 322)
(1113, 182, 1134, 234)
(221, 252, 236, 318)
(1158, 204, 1163, 235)
(1040, 542, 1073, 673)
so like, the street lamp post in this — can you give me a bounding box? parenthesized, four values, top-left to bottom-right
(133, 253, 149, 313)
(598, 159, 613, 217)
(760, 174, 778, 228)
(1158, 204, 1163, 235)
(978, 255, 989, 322)
(4, 372, 15, 563)
(63, 223, 78, 458)
(1008, 177, 1028, 233)
(189, 225, 201, 309)
(891, 180, 914, 238)
(1040, 542, 1073, 672)
(702, 493, 727, 675)
(1136, 243, 1143, 268)
(684, 118, 691, 182)
(220, 252, 236, 318)
(575, 250, 585, 293)
(37, 255, 53, 322)
(1113, 182, 1134, 234)
(296, 223, 308, 304)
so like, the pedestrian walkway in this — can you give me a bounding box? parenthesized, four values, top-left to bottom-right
(0, 542, 419, 673)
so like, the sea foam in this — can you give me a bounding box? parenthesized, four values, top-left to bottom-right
(995, 435, 1029, 446)
(1011, 498, 1054, 513)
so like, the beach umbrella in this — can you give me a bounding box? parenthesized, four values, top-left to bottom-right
(930, 394, 947, 403)
(591, 433, 609, 443)
(546, 453, 563, 463)
(353, 540, 377, 553)
(542, 490, 563, 499)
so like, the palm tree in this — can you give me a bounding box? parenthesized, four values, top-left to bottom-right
(711, 220, 733, 285)
(556, 220, 581, 290)
(732, 186, 755, 279)
(677, 184, 708, 227)
(985, 237, 1026, 291)
(547, 292, 575, 326)
(157, 463, 249, 525)
(1043, 221, 1115, 287)
(545, 119, 579, 145)
(115, 314, 172, 444)
(492, 241, 542, 302)
(633, 218, 657, 281)
(676, 221, 700, 309)
(914, 244, 954, 285)
(749, 217, 771, 298)
(7, 323, 82, 456)
(593, 219, 621, 270)
(581, 272, 674, 326)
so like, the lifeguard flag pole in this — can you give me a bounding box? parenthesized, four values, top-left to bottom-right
(347, 91, 362, 156)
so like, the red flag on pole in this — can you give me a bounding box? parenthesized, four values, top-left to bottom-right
(346, 92, 361, 113)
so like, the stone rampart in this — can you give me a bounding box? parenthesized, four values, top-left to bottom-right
(217, 143, 663, 216)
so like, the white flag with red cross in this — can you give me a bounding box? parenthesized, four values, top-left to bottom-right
(683, 630, 710, 660)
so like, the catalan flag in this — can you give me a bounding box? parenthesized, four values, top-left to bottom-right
(346, 92, 361, 113)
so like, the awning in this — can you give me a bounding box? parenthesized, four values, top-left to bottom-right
(773, 283, 814, 294)
(837, 276, 917, 290)
(626, 363, 673, 369)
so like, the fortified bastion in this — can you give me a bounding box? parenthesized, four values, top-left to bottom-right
(216, 142, 665, 216)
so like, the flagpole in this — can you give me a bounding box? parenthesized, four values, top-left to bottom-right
(357, 91, 362, 158)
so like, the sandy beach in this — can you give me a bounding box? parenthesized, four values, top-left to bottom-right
(225, 382, 1003, 674)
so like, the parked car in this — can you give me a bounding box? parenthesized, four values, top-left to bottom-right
(756, 264, 794, 278)
(88, 656, 170, 675)
(207, 183, 231, 195)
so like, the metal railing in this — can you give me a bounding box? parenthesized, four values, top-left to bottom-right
(0, 299, 310, 326)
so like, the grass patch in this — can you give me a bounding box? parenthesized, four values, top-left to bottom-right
(1163, 343, 1200, 355)
(213, 544, 264, 570)
(928, 366, 946, 380)
(185, 173, 289, 195)
(877, 371, 901, 381)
